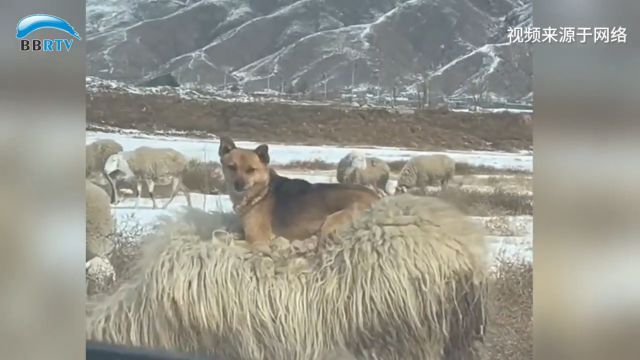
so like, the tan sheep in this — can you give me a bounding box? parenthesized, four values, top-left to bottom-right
(336, 152, 390, 194)
(335, 151, 367, 183)
(104, 147, 192, 209)
(86, 139, 123, 177)
(344, 156, 391, 195)
(181, 159, 227, 195)
(395, 154, 456, 193)
(87, 194, 489, 359)
(86, 180, 114, 260)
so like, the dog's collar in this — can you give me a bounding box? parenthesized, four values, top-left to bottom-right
(233, 186, 269, 215)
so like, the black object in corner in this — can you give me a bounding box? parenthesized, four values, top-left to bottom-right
(86, 341, 215, 360)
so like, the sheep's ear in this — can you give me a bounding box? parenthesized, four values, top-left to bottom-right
(254, 144, 270, 164)
(218, 136, 236, 157)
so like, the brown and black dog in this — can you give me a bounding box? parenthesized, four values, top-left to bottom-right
(218, 136, 380, 250)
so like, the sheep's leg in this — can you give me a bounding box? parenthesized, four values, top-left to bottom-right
(180, 180, 192, 208)
(162, 177, 180, 209)
(145, 179, 157, 209)
(103, 170, 118, 205)
(134, 181, 143, 209)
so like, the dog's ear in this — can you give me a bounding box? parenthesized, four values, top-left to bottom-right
(218, 136, 236, 157)
(254, 144, 270, 164)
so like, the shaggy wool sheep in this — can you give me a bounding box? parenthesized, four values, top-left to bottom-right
(86, 180, 114, 260)
(87, 194, 489, 360)
(86, 139, 123, 177)
(104, 147, 192, 209)
(396, 154, 456, 193)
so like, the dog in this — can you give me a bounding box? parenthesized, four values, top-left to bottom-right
(218, 136, 380, 250)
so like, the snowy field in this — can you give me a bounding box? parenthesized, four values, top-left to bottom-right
(88, 130, 532, 262)
(86, 130, 532, 171)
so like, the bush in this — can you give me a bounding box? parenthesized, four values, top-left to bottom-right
(483, 254, 533, 360)
(273, 159, 336, 170)
(455, 162, 530, 176)
(424, 187, 533, 216)
(108, 214, 147, 287)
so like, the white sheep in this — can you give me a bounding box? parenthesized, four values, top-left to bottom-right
(104, 147, 192, 209)
(395, 154, 456, 193)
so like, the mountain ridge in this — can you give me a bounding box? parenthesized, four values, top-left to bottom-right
(87, 0, 532, 102)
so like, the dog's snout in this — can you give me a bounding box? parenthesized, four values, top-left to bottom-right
(233, 180, 245, 192)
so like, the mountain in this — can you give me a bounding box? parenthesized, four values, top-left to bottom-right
(87, 0, 532, 102)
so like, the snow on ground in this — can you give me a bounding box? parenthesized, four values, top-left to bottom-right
(86, 130, 532, 171)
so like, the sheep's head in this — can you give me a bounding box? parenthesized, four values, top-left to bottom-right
(218, 136, 270, 196)
(350, 152, 367, 170)
(104, 153, 133, 180)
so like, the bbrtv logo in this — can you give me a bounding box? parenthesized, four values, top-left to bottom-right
(16, 14, 81, 52)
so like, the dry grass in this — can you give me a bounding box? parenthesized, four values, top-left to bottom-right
(420, 187, 533, 216)
(455, 162, 530, 176)
(107, 215, 146, 289)
(483, 254, 533, 360)
(457, 174, 532, 192)
(87, 215, 147, 298)
(273, 159, 337, 171)
(273, 159, 529, 176)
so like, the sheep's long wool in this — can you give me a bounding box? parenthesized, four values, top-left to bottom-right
(87, 194, 489, 360)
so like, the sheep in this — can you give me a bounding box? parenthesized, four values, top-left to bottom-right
(336, 152, 390, 194)
(181, 159, 227, 195)
(87, 170, 138, 202)
(343, 156, 391, 195)
(86, 139, 123, 177)
(86, 180, 114, 261)
(87, 194, 489, 360)
(104, 147, 192, 209)
(395, 154, 456, 194)
(335, 151, 367, 183)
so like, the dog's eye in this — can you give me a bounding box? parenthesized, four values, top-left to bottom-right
(246, 167, 255, 174)
(227, 164, 236, 171)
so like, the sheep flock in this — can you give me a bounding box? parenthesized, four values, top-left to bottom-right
(85, 138, 499, 359)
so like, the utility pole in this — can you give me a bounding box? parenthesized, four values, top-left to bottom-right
(426, 68, 435, 109)
(392, 86, 397, 108)
(267, 75, 270, 91)
(322, 73, 328, 99)
(351, 62, 357, 89)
